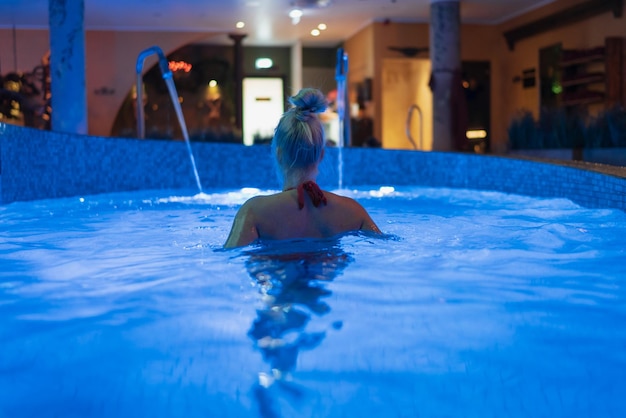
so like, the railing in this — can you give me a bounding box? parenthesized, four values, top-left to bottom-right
(405, 104, 422, 150)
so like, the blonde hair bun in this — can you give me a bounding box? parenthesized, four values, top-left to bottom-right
(289, 88, 328, 121)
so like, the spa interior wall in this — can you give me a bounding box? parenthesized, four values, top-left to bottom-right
(498, 0, 626, 122)
(343, 0, 626, 153)
(1, 0, 625, 151)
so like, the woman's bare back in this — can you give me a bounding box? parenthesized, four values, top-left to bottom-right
(224, 188, 380, 248)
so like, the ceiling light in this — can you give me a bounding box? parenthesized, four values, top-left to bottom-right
(289, 8, 303, 24)
(311, 29, 320, 36)
(236, 21, 245, 29)
(318, 23, 327, 30)
(288, 9, 303, 19)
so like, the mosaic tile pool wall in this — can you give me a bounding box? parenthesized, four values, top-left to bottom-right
(1, 123, 625, 210)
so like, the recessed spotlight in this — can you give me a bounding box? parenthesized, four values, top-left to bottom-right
(288, 9, 303, 19)
(208, 80, 218, 87)
(289, 8, 303, 25)
(318, 23, 327, 30)
(236, 21, 245, 29)
(311, 29, 321, 36)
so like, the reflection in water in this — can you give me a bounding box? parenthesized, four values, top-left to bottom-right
(242, 239, 353, 418)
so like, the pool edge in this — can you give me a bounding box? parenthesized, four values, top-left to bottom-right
(1, 123, 625, 211)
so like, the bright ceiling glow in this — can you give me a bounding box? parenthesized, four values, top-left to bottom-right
(257, 19, 273, 41)
(236, 21, 245, 29)
(318, 23, 327, 30)
(311, 29, 320, 36)
(208, 80, 218, 87)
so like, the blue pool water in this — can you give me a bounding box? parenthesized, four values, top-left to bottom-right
(1, 186, 625, 417)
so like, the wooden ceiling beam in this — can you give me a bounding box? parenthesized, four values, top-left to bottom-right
(503, 0, 623, 51)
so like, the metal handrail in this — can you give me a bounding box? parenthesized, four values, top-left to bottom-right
(405, 104, 423, 150)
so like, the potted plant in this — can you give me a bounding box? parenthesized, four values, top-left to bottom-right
(507, 108, 584, 160)
(584, 106, 626, 166)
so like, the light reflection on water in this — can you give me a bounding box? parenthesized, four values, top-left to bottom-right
(241, 240, 352, 418)
(0, 187, 625, 417)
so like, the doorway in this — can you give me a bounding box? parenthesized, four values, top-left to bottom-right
(242, 77, 284, 145)
(381, 59, 491, 152)
(381, 58, 433, 150)
(462, 61, 491, 152)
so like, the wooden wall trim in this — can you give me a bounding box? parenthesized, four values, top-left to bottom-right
(503, 0, 623, 51)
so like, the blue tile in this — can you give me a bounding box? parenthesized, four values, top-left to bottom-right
(1, 123, 626, 211)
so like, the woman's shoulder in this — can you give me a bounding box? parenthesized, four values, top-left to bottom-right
(242, 191, 293, 212)
(322, 190, 380, 233)
(324, 191, 368, 211)
(323, 190, 359, 203)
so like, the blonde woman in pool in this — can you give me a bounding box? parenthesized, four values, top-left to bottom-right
(224, 88, 381, 248)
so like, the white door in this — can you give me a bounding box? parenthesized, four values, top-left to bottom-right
(242, 77, 284, 146)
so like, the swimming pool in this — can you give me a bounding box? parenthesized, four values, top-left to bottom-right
(1, 186, 625, 417)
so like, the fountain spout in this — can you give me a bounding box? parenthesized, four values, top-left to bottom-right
(136, 46, 170, 140)
(335, 48, 349, 190)
(135, 46, 203, 193)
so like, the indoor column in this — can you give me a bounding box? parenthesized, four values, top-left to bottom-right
(49, 0, 87, 134)
(291, 40, 303, 94)
(429, 0, 462, 151)
(229, 33, 247, 133)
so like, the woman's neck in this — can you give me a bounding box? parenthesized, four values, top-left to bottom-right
(282, 171, 317, 191)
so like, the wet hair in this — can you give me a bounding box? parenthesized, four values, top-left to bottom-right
(272, 88, 328, 178)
